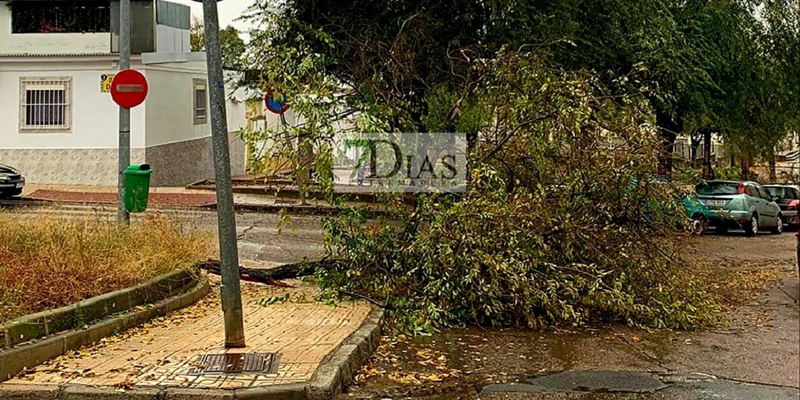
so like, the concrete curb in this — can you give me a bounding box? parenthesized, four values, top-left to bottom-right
(0, 306, 385, 400)
(0, 198, 390, 217)
(1, 269, 196, 350)
(1, 199, 393, 218)
(305, 308, 385, 400)
(0, 272, 209, 382)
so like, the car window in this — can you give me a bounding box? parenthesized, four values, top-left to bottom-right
(696, 182, 738, 195)
(745, 185, 759, 197)
(755, 185, 770, 200)
(765, 187, 788, 198)
(793, 188, 800, 199)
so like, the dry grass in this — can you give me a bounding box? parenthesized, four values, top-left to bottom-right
(0, 213, 212, 323)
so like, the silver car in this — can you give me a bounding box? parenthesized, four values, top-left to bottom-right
(695, 180, 783, 236)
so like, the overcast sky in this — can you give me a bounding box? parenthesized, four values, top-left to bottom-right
(170, 0, 256, 32)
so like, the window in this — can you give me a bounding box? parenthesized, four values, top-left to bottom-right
(745, 185, 759, 198)
(11, 1, 110, 34)
(696, 181, 738, 195)
(19, 78, 72, 133)
(193, 79, 208, 125)
(755, 185, 770, 200)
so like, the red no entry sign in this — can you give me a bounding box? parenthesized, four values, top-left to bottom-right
(111, 69, 148, 109)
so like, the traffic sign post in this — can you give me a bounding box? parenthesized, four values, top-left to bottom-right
(112, 68, 148, 227)
(265, 89, 289, 114)
(117, 0, 132, 227)
(111, 70, 148, 109)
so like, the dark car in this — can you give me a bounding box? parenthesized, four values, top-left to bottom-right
(0, 163, 25, 198)
(763, 184, 800, 230)
(695, 180, 782, 236)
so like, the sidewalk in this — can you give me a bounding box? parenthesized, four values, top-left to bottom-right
(21, 184, 217, 207)
(16, 184, 337, 211)
(1, 274, 380, 399)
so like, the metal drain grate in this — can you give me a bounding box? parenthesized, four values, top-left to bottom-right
(189, 352, 280, 375)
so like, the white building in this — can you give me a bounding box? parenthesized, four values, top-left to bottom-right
(0, 0, 247, 186)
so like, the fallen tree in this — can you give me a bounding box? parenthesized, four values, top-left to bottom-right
(198, 259, 316, 287)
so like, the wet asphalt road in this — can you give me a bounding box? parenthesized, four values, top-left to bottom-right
(339, 231, 799, 400)
(4, 204, 799, 399)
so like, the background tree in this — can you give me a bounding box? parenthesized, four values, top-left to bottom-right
(244, 0, 798, 180)
(190, 17, 247, 71)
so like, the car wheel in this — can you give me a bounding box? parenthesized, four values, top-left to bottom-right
(771, 214, 783, 234)
(691, 214, 705, 235)
(745, 215, 759, 236)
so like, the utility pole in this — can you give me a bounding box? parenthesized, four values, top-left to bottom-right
(117, 0, 131, 226)
(199, 0, 246, 348)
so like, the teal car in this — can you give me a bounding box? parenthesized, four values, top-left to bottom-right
(695, 180, 783, 236)
(651, 177, 716, 234)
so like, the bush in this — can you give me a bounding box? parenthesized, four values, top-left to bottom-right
(318, 52, 720, 333)
(714, 166, 742, 181)
(0, 214, 211, 322)
(673, 167, 703, 185)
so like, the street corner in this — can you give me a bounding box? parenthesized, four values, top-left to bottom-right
(0, 273, 381, 400)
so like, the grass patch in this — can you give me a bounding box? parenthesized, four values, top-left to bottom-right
(0, 213, 212, 323)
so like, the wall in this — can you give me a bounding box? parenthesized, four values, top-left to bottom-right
(0, 57, 147, 185)
(0, 2, 111, 55)
(141, 57, 246, 186)
(154, 0, 190, 53)
(156, 25, 190, 53)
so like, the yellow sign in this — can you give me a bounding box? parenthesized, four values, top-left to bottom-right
(100, 74, 115, 93)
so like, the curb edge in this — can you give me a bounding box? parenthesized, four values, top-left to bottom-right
(304, 308, 385, 400)
(0, 276, 210, 383)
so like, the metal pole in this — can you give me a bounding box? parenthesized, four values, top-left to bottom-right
(201, 0, 246, 348)
(117, 0, 131, 226)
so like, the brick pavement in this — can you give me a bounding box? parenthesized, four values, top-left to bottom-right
(26, 189, 218, 207)
(3, 275, 371, 390)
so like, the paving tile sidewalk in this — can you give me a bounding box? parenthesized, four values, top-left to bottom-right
(3, 274, 372, 391)
(17, 184, 334, 209)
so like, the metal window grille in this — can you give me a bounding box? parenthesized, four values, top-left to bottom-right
(20, 78, 71, 131)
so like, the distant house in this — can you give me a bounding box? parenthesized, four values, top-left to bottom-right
(0, 0, 247, 186)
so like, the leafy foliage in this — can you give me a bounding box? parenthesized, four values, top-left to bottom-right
(316, 53, 720, 333)
(241, 0, 799, 175)
(190, 17, 247, 70)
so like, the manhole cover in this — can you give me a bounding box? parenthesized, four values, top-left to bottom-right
(189, 353, 280, 375)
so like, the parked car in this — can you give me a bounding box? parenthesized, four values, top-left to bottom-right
(695, 180, 783, 236)
(0, 163, 25, 198)
(763, 184, 800, 230)
(651, 177, 716, 234)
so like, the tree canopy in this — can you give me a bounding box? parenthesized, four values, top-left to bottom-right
(242, 0, 799, 173)
(190, 17, 246, 71)
(234, 0, 798, 331)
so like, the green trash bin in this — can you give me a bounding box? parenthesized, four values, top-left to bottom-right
(123, 164, 153, 213)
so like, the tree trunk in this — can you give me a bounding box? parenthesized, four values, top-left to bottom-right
(690, 135, 701, 167)
(296, 130, 315, 204)
(702, 130, 713, 179)
(658, 135, 676, 176)
(768, 147, 777, 182)
(656, 112, 680, 177)
(742, 155, 751, 180)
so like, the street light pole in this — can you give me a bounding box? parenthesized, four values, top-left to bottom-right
(199, 0, 246, 348)
(117, 0, 131, 226)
